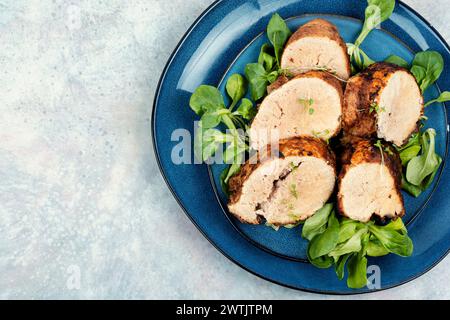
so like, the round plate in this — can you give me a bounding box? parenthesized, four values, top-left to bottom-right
(152, 0, 450, 294)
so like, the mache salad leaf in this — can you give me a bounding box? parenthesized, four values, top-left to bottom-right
(348, 0, 395, 72)
(189, 0, 449, 291)
(267, 13, 292, 67)
(411, 51, 444, 93)
(189, 76, 256, 193)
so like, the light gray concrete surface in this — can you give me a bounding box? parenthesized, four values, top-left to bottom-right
(1, 0, 449, 299)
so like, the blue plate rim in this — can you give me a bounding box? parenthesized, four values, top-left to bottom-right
(151, 0, 450, 295)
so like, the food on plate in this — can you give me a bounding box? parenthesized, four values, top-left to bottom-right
(267, 75, 289, 94)
(249, 71, 343, 150)
(188, 0, 448, 289)
(228, 137, 336, 225)
(343, 62, 423, 146)
(347, 0, 395, 71)
(281, 18, 351, 80)
(337, 139, 405, 222)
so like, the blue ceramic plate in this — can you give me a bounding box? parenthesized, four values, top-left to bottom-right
(152, 0, 450, 294)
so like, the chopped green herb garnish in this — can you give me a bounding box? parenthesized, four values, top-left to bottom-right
(289, 184, 298, 199)
(309, 108, 315, 115)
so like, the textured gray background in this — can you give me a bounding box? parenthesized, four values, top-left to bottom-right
(1, 0, 449, 299)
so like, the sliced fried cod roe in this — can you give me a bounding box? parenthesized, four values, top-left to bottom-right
(228, 137, 336, 225)
(281, 19, 351, 80)
(249, 71, 343, 150)
(343, 62, 423, 147)
(337, 139, 405, 223)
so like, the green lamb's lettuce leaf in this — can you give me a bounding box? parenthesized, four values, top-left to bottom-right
(309, 254, 334, 269)
(366, 237, 390, 257)
(347, 44, 375, 70)
(329, 228, 368, 261)
(190, 78, 251, 194)
(368, 221, 413, 257)
(335, 254, 351, 280)
(200, 109, 230, 129)
(399, 129, 442, 196)
(192, 2, 446, 291)
(347, 233, 370, 289)
(399, 145, 421, 166)
(194, 127, 233, 161)
(220, 162, 242, 195)
(397, 132, 420, 152)
(384, 217, 408, 233)
(347, 253, 368, 289)
(304, 204, 413, 288)
(223, 139, 247, 164)
(235, 98, 256, 120)
(348, 0, 395, 72)
(402, 173, 424, 198)
(368, 0, 396, 21)
(337, 220, 359, 244)
(358, 46, 375, 67)
(283, 221, 304, 229)
(243, 14, 290, 102)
